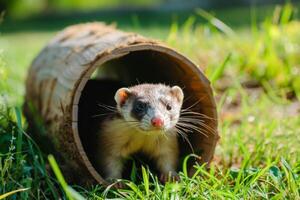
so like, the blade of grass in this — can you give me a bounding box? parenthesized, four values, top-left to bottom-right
(67, 187, 86, 200)
(142, 166, 149, 197)
(0, 188, 30, 199)
(280, 157, 299, 197)
(130, 159, 137, 182)
(26, 133, 59, 199)
(183, 16, 196, 43)
(280, 3, 293, 24)
(48, 155, 85, 200)
(209, 53, 232, 84)
(166, 21, 178, 44)
(126, 182, 145, 200)
(182, 154, 198, 177)
(14, 107, 23, 163)
(250, 4, 258, 36)
(48, 155, 73, 200)
(195, 8, 236, 37)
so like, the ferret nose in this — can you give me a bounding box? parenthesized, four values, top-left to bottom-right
(151, 117, 164, 128)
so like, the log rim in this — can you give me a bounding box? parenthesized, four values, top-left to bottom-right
(71, 43, 217, 184)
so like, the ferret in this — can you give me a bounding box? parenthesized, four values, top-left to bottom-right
(95, 83, 184, 184)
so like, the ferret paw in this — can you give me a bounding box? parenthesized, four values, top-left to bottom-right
(159, 171, 180, 184)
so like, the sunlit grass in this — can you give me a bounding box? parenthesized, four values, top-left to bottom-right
(1, 92, 299, 199)
(167, 3, 300, 98)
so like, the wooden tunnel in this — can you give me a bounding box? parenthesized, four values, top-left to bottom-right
(24, 23, 219, 185)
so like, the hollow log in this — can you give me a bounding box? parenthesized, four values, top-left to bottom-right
(24, 22, 219, 185)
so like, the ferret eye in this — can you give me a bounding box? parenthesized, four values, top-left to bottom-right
(166, 104, 172, 111)
(134, 101, 146, 113)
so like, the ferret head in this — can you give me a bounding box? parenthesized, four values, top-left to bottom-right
(114, 84, 184, 133)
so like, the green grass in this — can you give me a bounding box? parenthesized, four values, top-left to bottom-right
(1, 3, 300, 200)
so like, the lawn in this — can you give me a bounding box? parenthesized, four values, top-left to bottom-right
(0, 3, 300, 199)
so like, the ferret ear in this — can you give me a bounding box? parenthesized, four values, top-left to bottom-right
(115, 88, 131, 106)
(171, 86, 184, 103)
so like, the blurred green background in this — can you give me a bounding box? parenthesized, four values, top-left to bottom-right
(2, 0, 296, 19)
(1, 0, 300, 32)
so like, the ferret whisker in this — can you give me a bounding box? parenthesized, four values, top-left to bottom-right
(179, 120, 210, 128)
(178, 122, 212, 136)
(180, 115, 213, 122)
(180, 111, 211, 118)
(97, 103, 117, 112)
(113, 122, 140, 130)
(97, 102, 116, 109)
(182, 95, 192, 103)
(179, 120, 211, 133)
(161, 132, 169, 140)
(116, 121, 140, 127)
(176, 122, 209, 137)
(124, 120, 140, 123)
(174, 126, 195, 154)
(111, 119, 138, 123)
(181, 114, 216, 122)
(92, 112, 116, 118)
(176, 128, 187, 140)
(181, 98, 203, 111)
(179, 117, 206, 123)
(180, 118, 216, 135)
(177, 125, 209, 138)
(180, 114, 206, 118)
(99, 107, 117, 112)
(182, 94, 208, 109)
(181, 109, 211, 115)
(175, 124, 193, 133)
(177, 121, 206, 131)
(176, 128, 194, 144)
(110, 119, 139, 126)
(180, 111, 217, 121)
(179, 125, 207, 136)
(179, 133, 191, 147)
(180, 114, 207, 118)
(179, 119, 216, 135)
(196, 122, 217, 135)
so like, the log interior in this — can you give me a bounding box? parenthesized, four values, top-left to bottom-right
(78, 49, 218, 181)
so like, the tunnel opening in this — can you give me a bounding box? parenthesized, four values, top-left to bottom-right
(76, 48, 217, 183)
